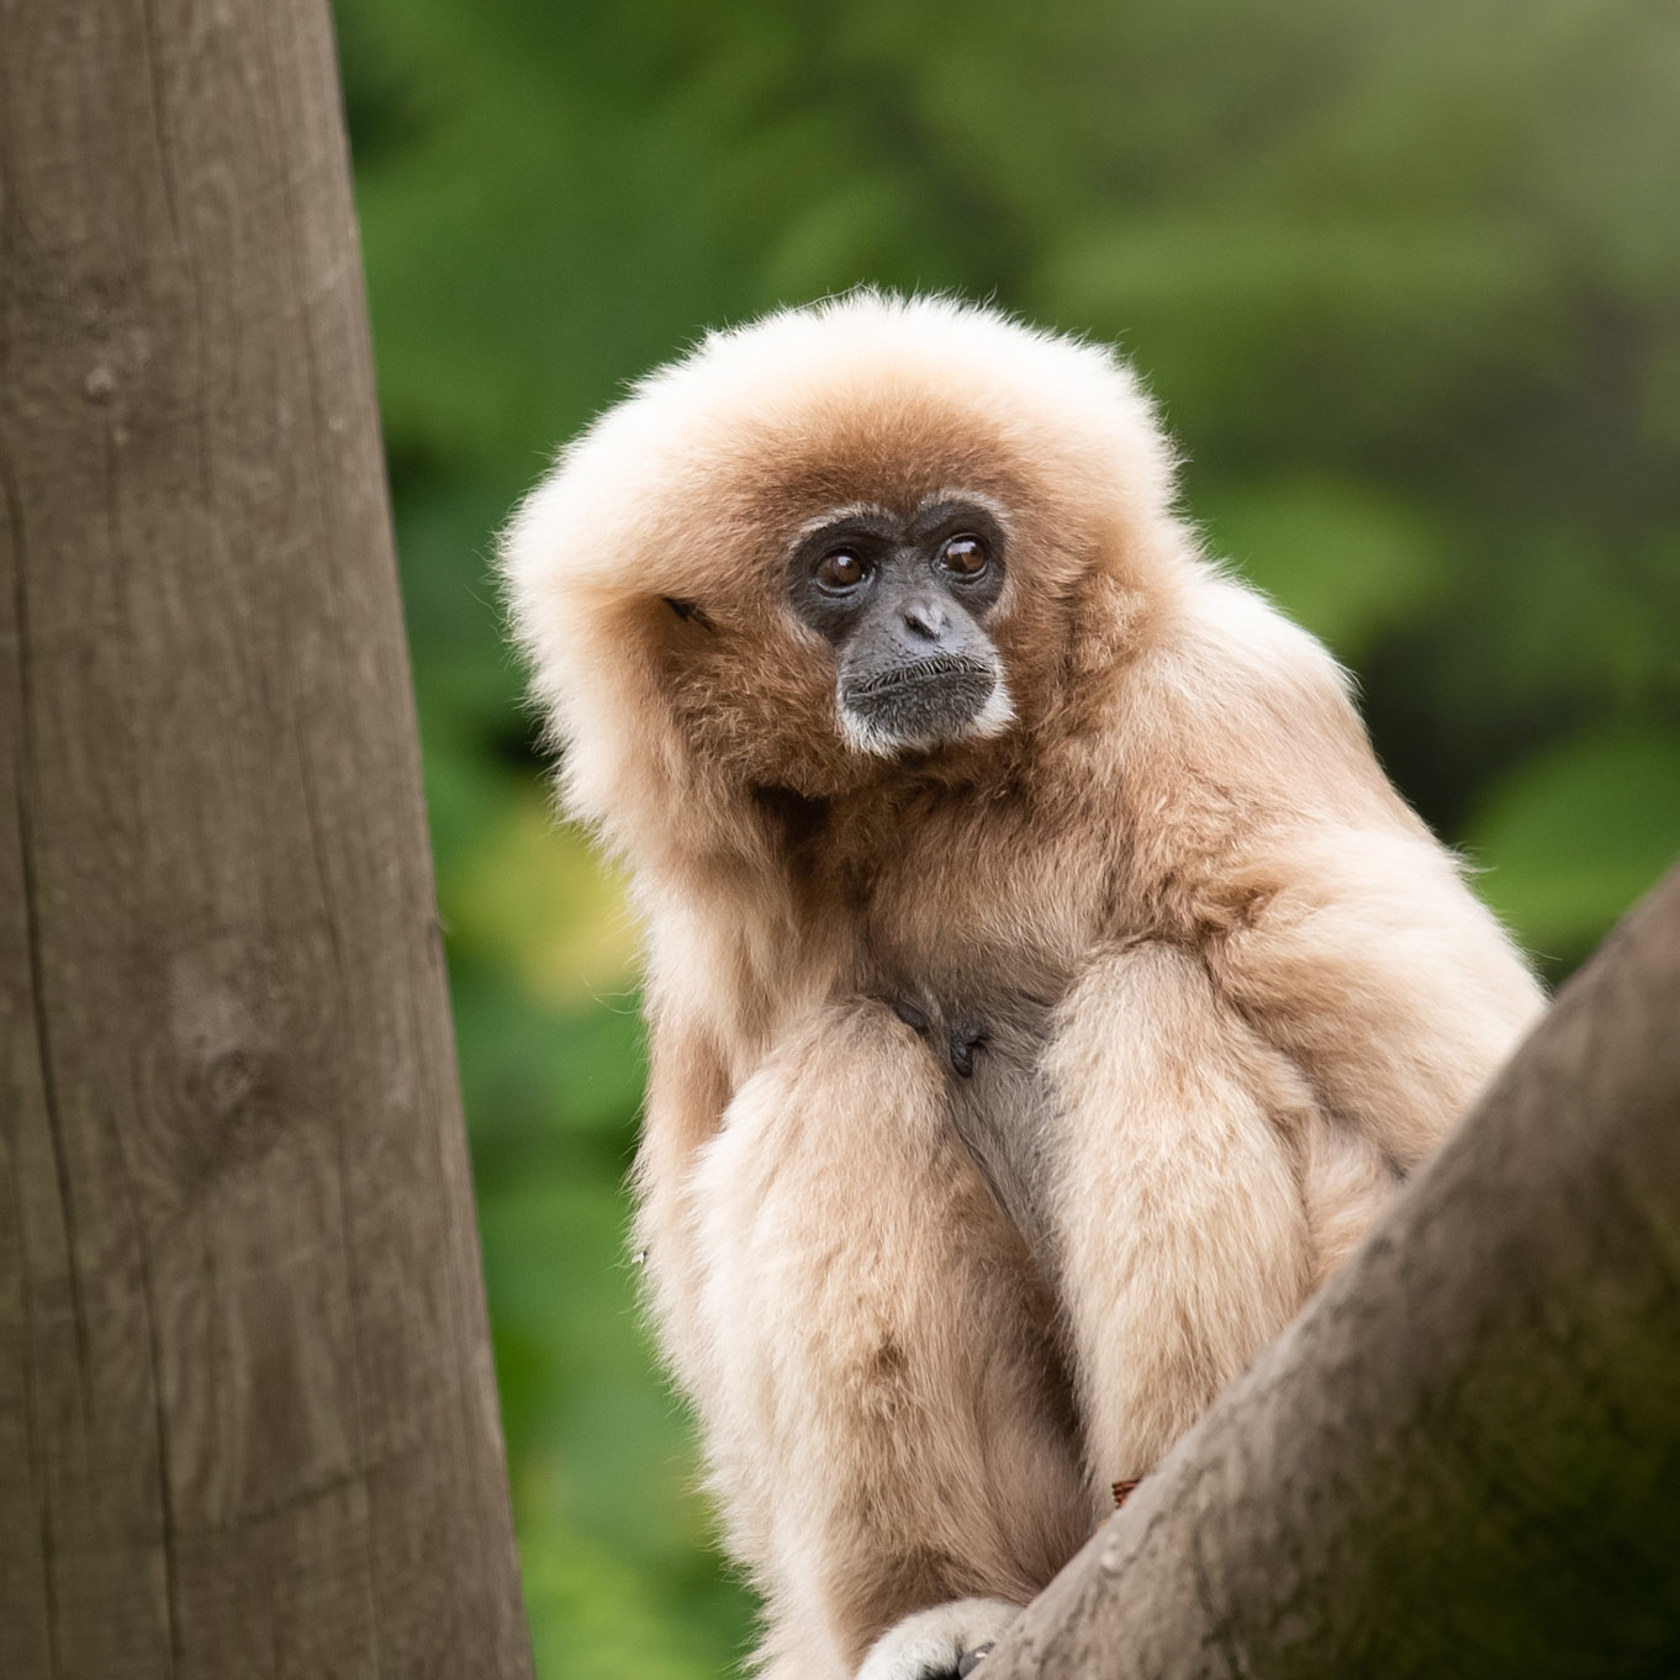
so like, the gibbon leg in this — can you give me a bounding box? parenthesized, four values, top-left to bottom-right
(1039, 942, 1316, 1494)
(685, 999, 1089, 1680)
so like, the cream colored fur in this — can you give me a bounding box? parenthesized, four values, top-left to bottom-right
(502, 293, 1544, 1679)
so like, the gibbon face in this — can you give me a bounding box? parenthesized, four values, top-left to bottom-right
(651, 442, 1033, 795)
(785, 492, 1014, 756)
(503, 293, 1180, 836)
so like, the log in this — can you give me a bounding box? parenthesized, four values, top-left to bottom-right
(0, 2, 533, 1673)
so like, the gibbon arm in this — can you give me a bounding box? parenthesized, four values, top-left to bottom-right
(1146, 583, 1545, 1178)
(631, 1013, 738, 1397)
(1038, 941, 1318, 1493)
(677, 1000, 1091, 1680)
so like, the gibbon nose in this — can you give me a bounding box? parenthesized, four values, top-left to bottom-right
(900, 596, 951, 642)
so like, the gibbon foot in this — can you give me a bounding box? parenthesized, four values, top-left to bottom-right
(856, 1598, 1020, 1680)
(889, 997, 989, 1079)
(1112, 1475, 1144, 1508)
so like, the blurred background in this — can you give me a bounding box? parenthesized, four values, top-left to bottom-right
(328, 0, 1680, 1672)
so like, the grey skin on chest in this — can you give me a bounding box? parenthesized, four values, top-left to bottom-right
(754, 765, 1094, 1286)
(853, 819, 1078, 1287)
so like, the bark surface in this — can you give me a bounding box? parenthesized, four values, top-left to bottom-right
(0, 2, 532, 1674)
(983, 860, 1680, 1678)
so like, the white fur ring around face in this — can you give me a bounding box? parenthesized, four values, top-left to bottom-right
(856, 1597, 1023, 1680)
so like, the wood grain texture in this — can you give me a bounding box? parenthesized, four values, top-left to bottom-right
(0, 2, 533, 1674)
(983, 860, 1680, 1678)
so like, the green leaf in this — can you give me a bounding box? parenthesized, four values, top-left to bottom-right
(1195, 476, 1442, 659)
(1464, 729, 1680, 967)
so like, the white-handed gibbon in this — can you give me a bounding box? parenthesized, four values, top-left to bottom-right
(502, 293, 1543, 1680)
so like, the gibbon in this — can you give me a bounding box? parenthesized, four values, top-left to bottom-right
(502, 293, 1543, 1680)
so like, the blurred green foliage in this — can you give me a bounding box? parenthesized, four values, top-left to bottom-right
(331, 0, 1680, 1670)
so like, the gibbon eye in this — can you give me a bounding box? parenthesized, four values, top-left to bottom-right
(939, 535, 988, 577)
(815, 550, 871, 591)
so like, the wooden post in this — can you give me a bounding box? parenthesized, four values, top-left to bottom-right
(984, 860, 1680, 1678)
(0, 2, 533, 1674)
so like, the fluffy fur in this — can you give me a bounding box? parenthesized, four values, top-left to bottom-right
(503, 293, 1544, 1680)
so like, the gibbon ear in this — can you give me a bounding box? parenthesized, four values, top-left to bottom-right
(661, 596, 715, 632)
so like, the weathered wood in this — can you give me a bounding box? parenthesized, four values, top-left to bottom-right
(984, 858, 1680, 1678)
(0, 2, 532, 1674)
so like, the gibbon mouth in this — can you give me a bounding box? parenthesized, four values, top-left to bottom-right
(843, 656, 1002, 747)
(849, 654, 995, 700)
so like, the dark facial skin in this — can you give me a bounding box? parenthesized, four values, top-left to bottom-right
(786, 497, 1009, 753)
